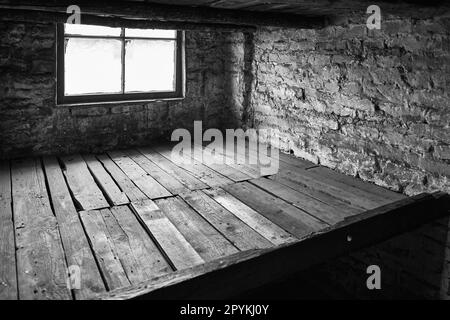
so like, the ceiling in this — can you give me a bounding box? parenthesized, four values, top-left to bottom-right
(0, 0, 448, 29)
(122, 0, 449, 18)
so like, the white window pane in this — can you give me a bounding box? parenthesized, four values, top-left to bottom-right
(125, 40, 176, 93)
(125, 28, 176, 39)
(65, 24, 121, 36)
(65, 38, 122, 95)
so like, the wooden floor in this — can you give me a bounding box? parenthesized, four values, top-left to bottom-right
(0, 142, 447, 300)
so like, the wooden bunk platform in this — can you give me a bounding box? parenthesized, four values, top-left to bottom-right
(0, 142, 449, 300)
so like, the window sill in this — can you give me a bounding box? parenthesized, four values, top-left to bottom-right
(56, 95, 185, 107)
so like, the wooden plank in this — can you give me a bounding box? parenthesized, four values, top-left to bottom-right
(200, 142, 262, 179)
(297, 167, 403, 207)
(43, 156, 106, 299)
(98, 192, 450, 300)
(180, 190, 273, 250)
(243, 139, 311, 171)
(269, 174, 364, 213)
(219, 139, 282, 176)
(79, 209, 131, 290)
(307, 166, 406, 202)
(0, 200, 15, 300)
(97, 154, 147, 202)
(138, 147, 208, 190)
(249, 178, 361, 224)
(0, 160, 17, 300)
(108, 150, 171, 199)
(11, 158, 71, 300)
(245, 139, 288, 176)
(279, 152, 317, 169)
(273, 167, 391, 210)
(223, 182, 328, 238)
(204, 187, 297, 245)
(131, 200, 204, 270)
(125, 149, 189, 195)
(83, 154, 129, 206)
(155, 197, 239, 261)
(101, 206, 173, 282)
(244, 139, 318, 173)
(61, 154, 109, 210)
(190, 144, 252, 182)
(154, 145, 234, 187)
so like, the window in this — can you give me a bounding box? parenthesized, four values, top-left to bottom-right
(57, 24, 184, 105)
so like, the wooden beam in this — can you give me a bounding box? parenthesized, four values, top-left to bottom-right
(0, 9, 257, 31)
(96, 192, 450, 300)
(142, 0, 450, 19)
(0, 0, 326, 29)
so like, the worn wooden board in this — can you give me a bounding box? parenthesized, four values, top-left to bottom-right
(249, 178, 360, 224)
(61, 154, 109, 210)
(155, 196, 239, 261)
(98, 192, 450, 300)
(154, 145, 234, 187)
(217, 139, 281, 176)
(204, 187, 297, 245)
(295, 168, 400, 208)
(83, 154, 129, 206)
(238, 139, 287, 175)
(268, 174, 364, 213)
(180, 190, 273, 250)
(278, 152, 317, 169)
(43, 156, 106, 299)
(131, 200, 204, 270)
(223, 182, 328, 238)
(12, 158, 72, 300)
(97, 154, 147, 202)
(273, 167, 391, 210)
(108, 150, 171, 199)
(101, 206, 173, 282)
(126, 149, 189, 195)
(200, 142, 262, 179)
(139, 147, 208, 190)
(307, 166, 406, 202)
(0, 160, 17, 300)
(189, 144, 252, 182)
(79, 209, 130, 290)
(240, 133, 317, 170)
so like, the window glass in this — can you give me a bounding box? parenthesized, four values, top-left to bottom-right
(125, 28, 176, 39)
(125, 40, 176, 92)
(65, 24, 121, 37)
(64, 38, 122, 95)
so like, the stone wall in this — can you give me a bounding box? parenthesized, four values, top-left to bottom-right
(248, 16, 450, 299)
(0, 20, 243, 158)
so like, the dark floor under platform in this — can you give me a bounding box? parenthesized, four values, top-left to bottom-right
(0, 142, 448, 300)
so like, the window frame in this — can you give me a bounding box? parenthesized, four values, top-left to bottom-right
(56, 24, 185, 106)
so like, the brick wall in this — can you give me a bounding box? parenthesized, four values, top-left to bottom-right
(247, 16, 450, 299)
(0, 21, 243, 158)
